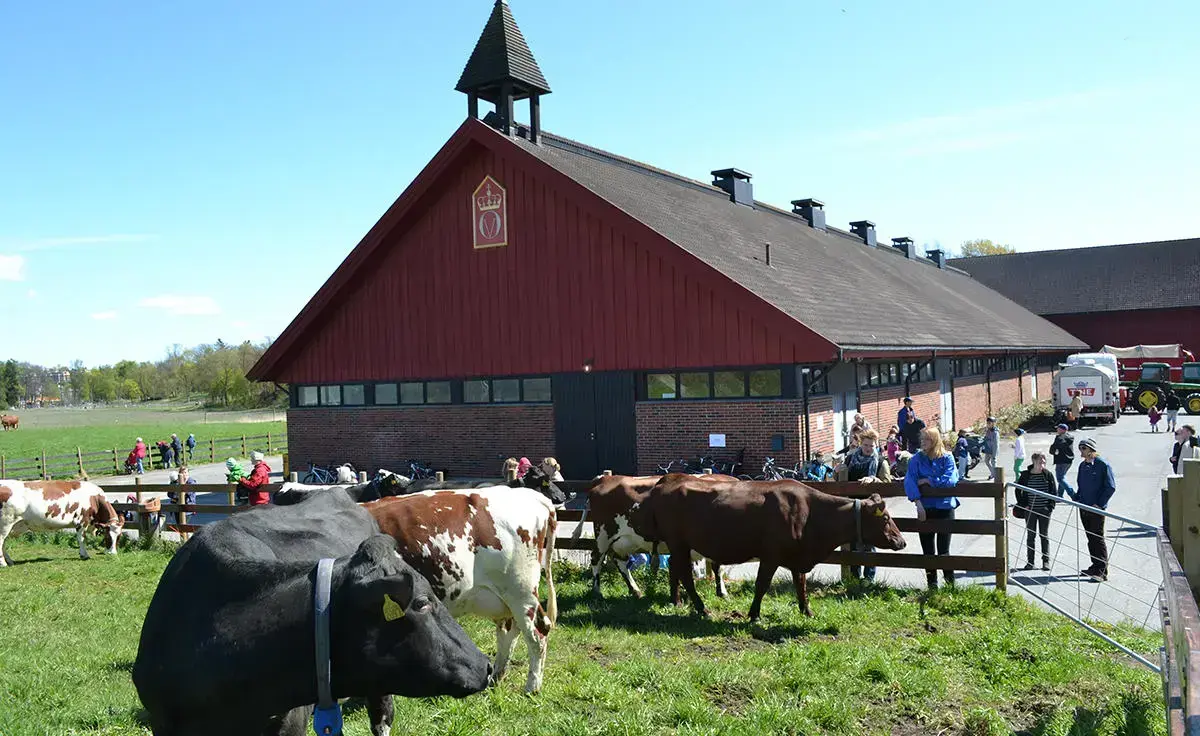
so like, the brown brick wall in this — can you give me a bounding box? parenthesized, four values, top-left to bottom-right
(1036, 370, 1052, 402)
(953, 376, 989, 429)
(990, 372, 1021, 411)
(287, 405, 554, 477)
(859, 380, 940, 433)
(807, 395, 836, 457)
(635, 400, 806, 475)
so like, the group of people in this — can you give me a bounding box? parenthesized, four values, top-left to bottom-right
(128, 433, 197, 474)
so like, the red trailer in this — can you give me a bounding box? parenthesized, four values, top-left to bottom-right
(1102, 344, 1196, 383)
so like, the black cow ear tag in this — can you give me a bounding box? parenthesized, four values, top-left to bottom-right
(383, 594, 405, 621)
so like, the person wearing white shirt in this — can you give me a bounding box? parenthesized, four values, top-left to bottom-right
(1012, 428, 1027, 478)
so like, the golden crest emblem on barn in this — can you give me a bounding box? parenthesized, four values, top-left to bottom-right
(472, 175, 508, 249)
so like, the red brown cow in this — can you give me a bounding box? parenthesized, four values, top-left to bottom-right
(634, 477, 905, 620)
(572, 473, 736, 598)
(0, 415, 18, 431)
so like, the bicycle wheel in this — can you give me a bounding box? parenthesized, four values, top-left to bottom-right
(737, 474, 754, 481)
(302, 471, 318, 484)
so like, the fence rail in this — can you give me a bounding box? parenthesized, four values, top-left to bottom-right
(1160, 458, 1200, 734)
(2, 433, 287, 481)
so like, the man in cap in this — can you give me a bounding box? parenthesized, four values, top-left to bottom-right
(897, 397, 918, 452)
(981, 417, 999, 481)
(237, 451, 273, 506)
(1071, 437, 1116, 582)
(1049, 423, 1075, 496)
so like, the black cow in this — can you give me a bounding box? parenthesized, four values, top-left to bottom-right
(133, 490, 491, 736)
(272, 470, 408, 507)
(403, 466, 568, 506)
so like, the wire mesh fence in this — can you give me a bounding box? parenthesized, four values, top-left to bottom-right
(1005, 480, 1163, 669)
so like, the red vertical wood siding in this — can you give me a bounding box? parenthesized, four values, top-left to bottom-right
(1046, 308, 1200, 354)
(274, 143, 835, 383)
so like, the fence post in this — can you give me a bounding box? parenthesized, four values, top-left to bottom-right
(112, 448, 119, 475)
(282, 453, 289, 479)
(994, 468, 1007, 593)
(241, 434, 247, 456)
(702, 468, 713, 475)
(1180, 459, 1200, 597)
(1168, 475, 1187, 562)
(135, 476, 150, 538)
(267, 431, 272, 453)
(358, 471, 368, 483)
(41, 448, 48, 480)
(290, 472, 299, 483)
(209, 438, 215, 463)
(76, 447, 85, 477)
(435, 471, 445, 482)
(603, 470, 612, 477)
(1, 454, 5, 478)
(227, 483, 236, 507)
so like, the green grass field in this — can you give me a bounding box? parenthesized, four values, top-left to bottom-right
(0, 534, 1165, 735)
(0, 405, 285, 477)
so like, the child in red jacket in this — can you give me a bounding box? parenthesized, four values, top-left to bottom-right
(1149, 405, 1163, 433)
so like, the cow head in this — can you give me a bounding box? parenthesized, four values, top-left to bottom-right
(337, 536, 491, 698)
(860, 494, 905, 551)
(373, 469, 409, 497)
(519, 466, 567, 506)
(91, 495, 125, 554)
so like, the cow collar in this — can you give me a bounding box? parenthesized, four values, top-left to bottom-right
(853, 499, 863, 549)
(313, 557, 342, 736)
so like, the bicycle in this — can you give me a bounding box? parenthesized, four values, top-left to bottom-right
(302, 462, 347, 485)
(406, 459, 437, 480)
(657, 459, 689, 475)
(755, 457, 787, 481)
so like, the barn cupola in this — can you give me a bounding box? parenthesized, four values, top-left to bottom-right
(456, 0, 552, 143)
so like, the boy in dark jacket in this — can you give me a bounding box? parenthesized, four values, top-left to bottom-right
(1049, 423, 1075, 495)
(1070, 438, 1116, 581)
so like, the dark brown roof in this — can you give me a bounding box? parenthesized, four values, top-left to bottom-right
(951, 238, 1200, 315)
(455, 0, 550, 100)
(507, 128, 1085, 352)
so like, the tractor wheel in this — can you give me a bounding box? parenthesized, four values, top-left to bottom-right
(1135, 386, 1167, 413)
(1186, 393, 1200, 415)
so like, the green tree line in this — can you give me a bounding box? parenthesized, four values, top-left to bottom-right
(0, 339, 285, 410)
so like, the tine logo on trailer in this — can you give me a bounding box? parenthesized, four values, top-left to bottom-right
(1067, 381, 1096, 397)
(472, 175, 508, 249)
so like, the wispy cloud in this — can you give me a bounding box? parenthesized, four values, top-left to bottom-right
(0, 254, 26, 281)
(831, 89, 1114, 158)
(27, 288, 37, 299)
(139, 294, 221, 316)
(91, 310, 118, 320)
(3, 234, 156, 253)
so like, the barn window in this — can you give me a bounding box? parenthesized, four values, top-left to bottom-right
(393, 382, 420, 404)
(493, 379, 521, 403)
(714, 371, 746, 398)
(464, 380, 490, 403)
(749, 370, 782, 397)
(375, 383, 398, 405)
(298, 386, 319, 407)
(647, 373, 676, 399)
(426, 382, 452, 404)
(523, 377, 552, 402)
(803, 369, 828, 396)
(319, 385, 341, 406)
(342, 384, 365, 406)
(680, 372, 711, 399)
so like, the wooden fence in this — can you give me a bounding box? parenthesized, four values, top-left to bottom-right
(1, 433, 287, 481)
(1160, 458, 1200, 734)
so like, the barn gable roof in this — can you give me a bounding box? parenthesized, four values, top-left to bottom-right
(951, 238, 1200, 315)
(249, 120, 1083, 382)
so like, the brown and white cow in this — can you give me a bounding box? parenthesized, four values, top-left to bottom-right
(633, 477, 906, 620)
(0, 415, 18, 430)
(572, 473, 736, 599)
(0, 479, 124, 566)
(364, 486, 557, 694)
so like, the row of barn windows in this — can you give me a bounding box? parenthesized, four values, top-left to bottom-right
(859, 362, 935, 389)
(296, 377, 553, 407)
(861, 354, 1067, 388)
(641, 368, 828, 400)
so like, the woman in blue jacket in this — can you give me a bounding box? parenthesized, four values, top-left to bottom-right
(904, 427, 961, 589)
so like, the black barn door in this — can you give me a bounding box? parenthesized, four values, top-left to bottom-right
(553, 371, 637, 478)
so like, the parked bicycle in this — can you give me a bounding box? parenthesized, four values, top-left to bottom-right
(302, 462, 355, 485)
(744, 457, 800, 481)
(657, 459, 690, 475)
(406, 459, 437, 480)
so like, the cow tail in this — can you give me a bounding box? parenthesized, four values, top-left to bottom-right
(544, 508, 558, 627)
(569, 507, 588, 542)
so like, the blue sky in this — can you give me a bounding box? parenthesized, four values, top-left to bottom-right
(2, 1, 1197, 367)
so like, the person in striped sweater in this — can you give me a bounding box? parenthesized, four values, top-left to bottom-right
(1017, 452, 1060, 571)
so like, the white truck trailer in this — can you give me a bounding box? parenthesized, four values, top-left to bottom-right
(1051, 353, 1121, 424)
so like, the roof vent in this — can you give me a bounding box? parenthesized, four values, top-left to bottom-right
(926, 249, 947, 269)
(791, 198, 826, 231)
(892, 237, 918, 259)
(711, 168, 753, 207)
(849, 220, 877, 247)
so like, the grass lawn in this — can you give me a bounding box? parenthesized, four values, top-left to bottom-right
(0, 405, 285, 478)
(0, 535, 1166, 736)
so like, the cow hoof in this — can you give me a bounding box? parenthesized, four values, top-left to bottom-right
(105, 549, 118, 556)
(803, 609, 813, 618)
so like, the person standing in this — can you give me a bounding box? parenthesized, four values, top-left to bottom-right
(1070, 437, 1116, 582)
(1149, 405, 1163, 433)
(238, 451, 273, 506)
(185, 433, 197, 459)
(885, 426, 901, 467)
(1173, 425, 1200, 474)
(904, 427, 961, 589)
(897, 398, 917, 452)
(1049, 423, 1075, 495)
(1068, 394, 1085, 430)
(1166, 393, 1182, 433)
(170, 434, 184, 465)
(954, 429, 971, 481)
(1017, 453, 1059, 571)
(982, 417, 999, 481)
(852, 413, 872, 434)
(132, 437, 148, 475)
(846, 429, 885, 581)
(1012, 428, 1027, 477)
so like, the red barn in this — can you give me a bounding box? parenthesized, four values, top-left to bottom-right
(249, 1, 1085, 478)
(952, 238, 1200, 354)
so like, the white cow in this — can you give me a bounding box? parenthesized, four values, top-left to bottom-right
(363, 486, 557, 693)
(0, 479, 124, 566)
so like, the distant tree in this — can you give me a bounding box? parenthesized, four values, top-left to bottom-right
(2, 360, 20, 407)
(959, 239, 1016, 257)
(120, 378, 143, 402)
(69, 360, 87, 403)
(88, 369, 116, 402)
(43, 382, 61, 401)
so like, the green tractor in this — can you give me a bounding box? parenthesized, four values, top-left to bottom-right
(1129, 362, 1200, 414)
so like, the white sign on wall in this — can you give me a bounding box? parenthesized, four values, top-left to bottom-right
(816, 416, 825, 430)
(708, 433, 726, 448)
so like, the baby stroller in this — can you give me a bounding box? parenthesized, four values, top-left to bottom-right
(123, 451, 139, 475)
